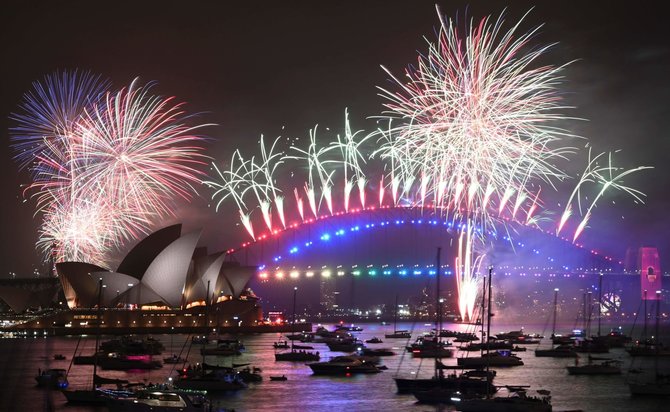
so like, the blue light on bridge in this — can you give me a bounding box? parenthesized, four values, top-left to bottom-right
(321, 233, 331, 241)
(289, 246, 299, 254)
(368, 270, 377, 276)
(399, 270, 408, 276)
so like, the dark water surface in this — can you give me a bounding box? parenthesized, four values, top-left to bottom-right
(0, 322, 667, 412)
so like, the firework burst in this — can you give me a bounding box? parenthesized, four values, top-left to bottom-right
(12, 73, 210, 265)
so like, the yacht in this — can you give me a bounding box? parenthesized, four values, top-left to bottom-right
(396, 372, 496, 395)
(307, 356, 382, 375)
(535, 344, 577, 358)
(163, 354, 185, 364)
(174, 368, 247, 391)
(452, 390, 552, 412)
(566, 358, 622, 375)
(106, 389, 209, 411)
(458, 350, 524, 367)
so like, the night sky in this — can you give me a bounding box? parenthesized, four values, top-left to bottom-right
(1, 1, 669, 277)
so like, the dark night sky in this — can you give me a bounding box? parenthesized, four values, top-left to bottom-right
(1, 1, 669, 277)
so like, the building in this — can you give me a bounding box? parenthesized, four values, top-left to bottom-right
(0, 224, 270, 335)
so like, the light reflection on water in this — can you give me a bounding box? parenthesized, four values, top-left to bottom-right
(0, 322, 667, 411)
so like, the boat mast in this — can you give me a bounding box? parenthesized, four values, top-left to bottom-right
(642, 290, 648, 341)
(93, 278, 103, 390)
(291, 286, 298, 350)
(435, 247, 441, 380)
(654, 290, 661, 380)
(597, 274, 603, 337)
(485, 266, 493, 398)
(480, 275, 487, 357)
(551, 288, 558, 338)
(393, 294, 398, 333)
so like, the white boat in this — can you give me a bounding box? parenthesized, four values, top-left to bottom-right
(106, 390, 209, 411)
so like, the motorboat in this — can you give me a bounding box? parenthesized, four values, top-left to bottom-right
(273, 340, 289, 349)
(275, 349, 320, 361)
(461, 341, 513, 351)
(163, 354, 184, 364)
(292, 343, 314, 350)
(365, 337, 383, 344)
(566, 359, 622, 375)
(200, 339, 244, 356)
(458, 351, 524, 367)
(385, 330, 411, 339)
(358, 347, 395, 357)
(106, 389, 209, 411)
(35, 368, 68, 389)
(307, 356, 382, 375)
(534, 344, 577, 358)
(53, 354, 66, 360)
(270, 375, 288, 381)
(326, 339, 365, 352)
(175, 368, 247, 391)
(452, 389, 552, 412)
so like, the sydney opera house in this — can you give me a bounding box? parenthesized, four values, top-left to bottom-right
(0, 224, 268, 335)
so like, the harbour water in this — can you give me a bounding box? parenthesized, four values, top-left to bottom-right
(0, 321, 667, 411)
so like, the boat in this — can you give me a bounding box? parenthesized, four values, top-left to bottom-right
(403, 249, 496, 400)
(457, 269, 524, 371)
(365, 337, 383, 344)
(175, 368, 247, 391)
(536, 289, 577, 358)
(461, 341, 513, 351)
(276, 286, 321, 361)
(191, 336, 208, 345)
(326, 339, 365, 352)
(270, 375, 287, 381)
(98, 353, 162, 370)
(385, 295, 411, 338)
(535, 344, 577, 358)
(106, 389, 209, 411)
(566, 358, 622, 375)
(458, 350, 524, 367)
(163, 354, 185, 364)
(99, 336, 165, 355)
(200, 339, 244, 356)
(292, 343, 314, 350)
(628, 290, 670, 396)
(273, 340, 289, 349)
(452, 388, 552, 412)
(307, 355, 382, 375)
(35, 368, 68, 389)
(53, 354, 66, 360)
(358, 347, 395, 357)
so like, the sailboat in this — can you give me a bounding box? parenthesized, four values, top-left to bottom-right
(398, 248, 495, 398)
(535, 289, 577, 358)
(451, 268, 552, 412)
(458, 267, 523, 368)
(275, 286, 320, 361)
(385, 295, 411, 339)
(628, 290, 670, 396)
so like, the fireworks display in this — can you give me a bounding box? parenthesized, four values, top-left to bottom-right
(11, 73, 210, 266)
(206, 7, 650, 322)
